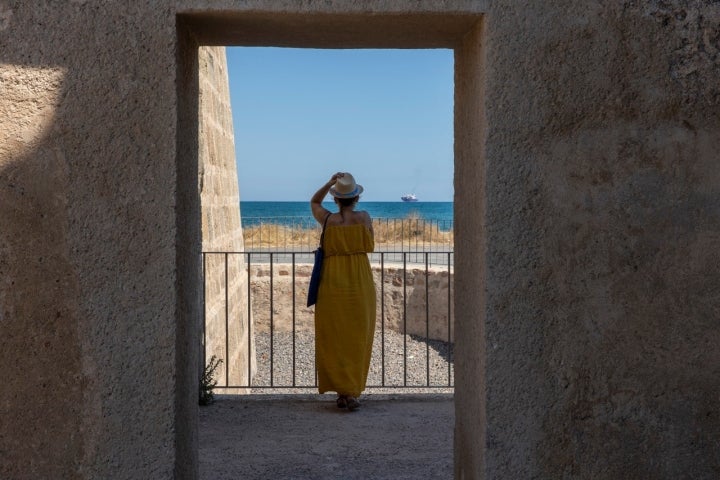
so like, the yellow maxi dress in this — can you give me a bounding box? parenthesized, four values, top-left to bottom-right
(314, 223, 376, 397)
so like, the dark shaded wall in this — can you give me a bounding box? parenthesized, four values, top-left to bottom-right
(478, 1, 720, 477)
(1, 2, 193, 478)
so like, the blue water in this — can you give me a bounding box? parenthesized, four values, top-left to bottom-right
(241, 201, 453, 227)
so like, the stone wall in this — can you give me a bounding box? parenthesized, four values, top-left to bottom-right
(249, 264, 454, 342)
(475, 2, 720, 478)
(0, 62, 86, 480)
(198, 46, 253, 388)
(2, 3, 189, 478)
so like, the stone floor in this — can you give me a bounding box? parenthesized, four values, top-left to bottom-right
(200, 393, 454, 480)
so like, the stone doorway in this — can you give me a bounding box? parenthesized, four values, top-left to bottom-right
(177, 7, 486, 478)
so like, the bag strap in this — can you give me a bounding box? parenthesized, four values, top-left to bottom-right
(319, 212, 331, 248)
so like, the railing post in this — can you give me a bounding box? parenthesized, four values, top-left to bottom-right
(403, 252, 408, 386)
(224, 252, 229, 387)
(380, 252, 386, 387)
(292, 253, 296, 387)
(269, 252, 274, 387)
(425, 252, 430, 387)
(247, 252, 253, 387)
(448, 251, 452, 387)
(201, 253, 206, 383)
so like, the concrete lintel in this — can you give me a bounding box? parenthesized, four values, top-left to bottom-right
(179, 10, 483, 48)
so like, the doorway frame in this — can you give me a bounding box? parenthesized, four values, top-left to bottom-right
(176, 8, 487, 477)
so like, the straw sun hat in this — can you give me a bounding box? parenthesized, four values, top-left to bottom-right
(329, 173, 364, 198)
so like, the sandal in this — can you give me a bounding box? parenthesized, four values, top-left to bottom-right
(346, 396, 360, 411)
(336, 396, 348, 408)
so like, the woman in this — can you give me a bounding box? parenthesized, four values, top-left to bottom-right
(310, 172, 376, 411)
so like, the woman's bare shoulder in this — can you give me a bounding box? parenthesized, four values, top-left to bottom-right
(355, 210, 373, 229)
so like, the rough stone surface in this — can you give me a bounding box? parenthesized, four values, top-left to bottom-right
(1, 1, 719, 479)
(198, 46, 254, 388)
(0, 62, 86, 480)
(454, 19, 487, 479)
(479, 2, 720, 478)
(2, 3, 183, 479)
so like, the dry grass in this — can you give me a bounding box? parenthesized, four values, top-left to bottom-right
(243, 213, 453, 248)
(243, 223, 317, 247)
(373, 212, 453, 246)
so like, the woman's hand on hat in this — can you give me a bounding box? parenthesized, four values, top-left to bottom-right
(330, 172, 344, 184)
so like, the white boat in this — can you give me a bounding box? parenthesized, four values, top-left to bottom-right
(401, 193, 418, 202)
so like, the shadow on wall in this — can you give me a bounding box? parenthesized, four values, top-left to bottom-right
(0, 64, 87, 476)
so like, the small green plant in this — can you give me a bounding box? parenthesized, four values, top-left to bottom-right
(199, 355, 223, 406)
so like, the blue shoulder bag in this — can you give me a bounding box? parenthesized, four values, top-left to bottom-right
(307, 213, 330, 307)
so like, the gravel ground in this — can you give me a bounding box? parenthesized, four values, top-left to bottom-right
(249, 329, 454, 394)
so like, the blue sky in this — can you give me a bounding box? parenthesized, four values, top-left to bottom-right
(226, 47, 454, 202)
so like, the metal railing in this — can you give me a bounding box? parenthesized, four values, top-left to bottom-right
(202, 251, 454, 392)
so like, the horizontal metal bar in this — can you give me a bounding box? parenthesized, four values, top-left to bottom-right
(214, 385, 454, 390)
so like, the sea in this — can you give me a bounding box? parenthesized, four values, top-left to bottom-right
(240, 201, 453, 228)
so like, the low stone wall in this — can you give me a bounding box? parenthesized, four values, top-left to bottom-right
(248, 263, 454, 343)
